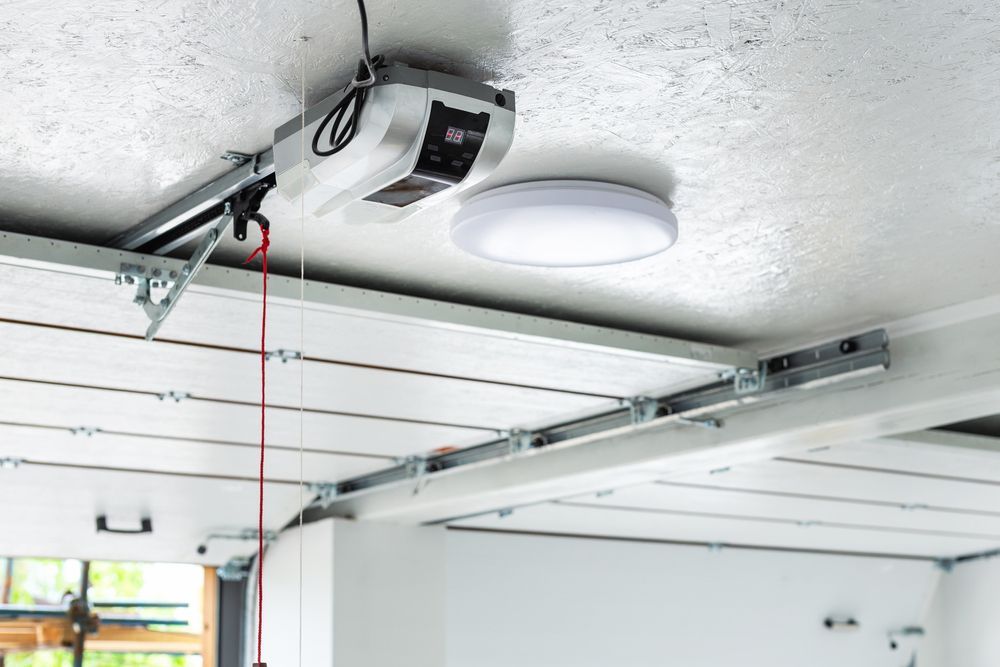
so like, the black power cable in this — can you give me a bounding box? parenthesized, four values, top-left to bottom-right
(312, 0, 382, 157)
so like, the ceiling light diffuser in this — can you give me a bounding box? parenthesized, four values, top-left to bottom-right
(450, 180, 678, 267)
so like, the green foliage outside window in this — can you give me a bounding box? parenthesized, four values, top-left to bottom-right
(2, 558, 200, 667)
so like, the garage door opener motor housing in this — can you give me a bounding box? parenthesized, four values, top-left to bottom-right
(272, 62, 516, 223)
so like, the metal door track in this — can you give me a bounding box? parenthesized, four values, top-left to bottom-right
(306, 329, 889, 509)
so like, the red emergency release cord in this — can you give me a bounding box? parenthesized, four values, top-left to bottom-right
(244, 221, 270, 667)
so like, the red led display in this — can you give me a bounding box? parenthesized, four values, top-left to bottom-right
(444, 127, 465, 145)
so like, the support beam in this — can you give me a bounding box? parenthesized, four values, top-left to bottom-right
(0, 620, 201, 654)
(85, 626, 202, 654)
(0, 230, 754, 371)
(107, 149, 274, 254)
(202, 567, 218, 667)
(323, 310, 1000, 524)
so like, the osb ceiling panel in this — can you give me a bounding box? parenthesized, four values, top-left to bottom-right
(2, 0, 999, 349)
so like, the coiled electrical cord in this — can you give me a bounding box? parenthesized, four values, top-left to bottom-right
(311, 0, 382, 157)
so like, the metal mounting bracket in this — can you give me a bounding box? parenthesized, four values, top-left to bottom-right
(730, 363, 768, 395)
(217, 556, 252, 581)
(156, 390, 191, 402)
(121, 211, 235, 341)
(392, 455, 428, 478)
(507, 429, 534, 455)
(220, 151, 254, 166)
(196, 528, 278, 556)
(391, 455, 430, 496)
(118, 176, 274, 342)
(624, 396, 659, 425)
(265, 349, 302, 363)
(115, 263, 177, 291)
(306, 482, 339, 509)
(0, 457, 24, 469)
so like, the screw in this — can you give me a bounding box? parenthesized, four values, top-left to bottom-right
(182, 264, 191, 276)
(124, 276, 135, 285)
(169, 270, 178, 279)
(153, 268, 162, 277)
(382, 74, 389, 81)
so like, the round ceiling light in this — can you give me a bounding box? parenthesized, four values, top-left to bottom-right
(450, 180, 678, 267)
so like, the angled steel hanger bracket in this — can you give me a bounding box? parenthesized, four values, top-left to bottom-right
(118, 177, 274, 341)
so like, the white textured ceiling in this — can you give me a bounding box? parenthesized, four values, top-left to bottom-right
(3, 0, 1000, 349)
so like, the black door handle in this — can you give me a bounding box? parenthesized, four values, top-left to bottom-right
(96, 515, 153, 535)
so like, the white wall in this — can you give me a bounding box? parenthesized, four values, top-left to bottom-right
(257, 519, 335, 665)
(447, 530, 938, 667)
(256, 519, 446, 666)
(920, 557, 1000, 667)
(255, 520, 940, 667)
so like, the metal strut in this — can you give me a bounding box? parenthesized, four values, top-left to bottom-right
(119, 178, 274, 341)
(302, 329, 890, 510)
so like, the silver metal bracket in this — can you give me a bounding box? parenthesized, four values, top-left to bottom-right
(70, 426, 100, 437)
(220, 151, 254, 166)
(507, 429, 534, 455)
(392, 455, 430, 496)
(265, 349, 303, 363)
(0, 457, 24, 469)
(395, 455, 427, 479)
(121, 212, 234, 341)
(731, 363, 768, 395)
(306, 482, 339, 509)
(157, 390, 191, 403)
(217, 556, 252, 581)
(623, 396, 659, 425)
(196, 527, 278, 557)
(115, 263, 177, 290)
